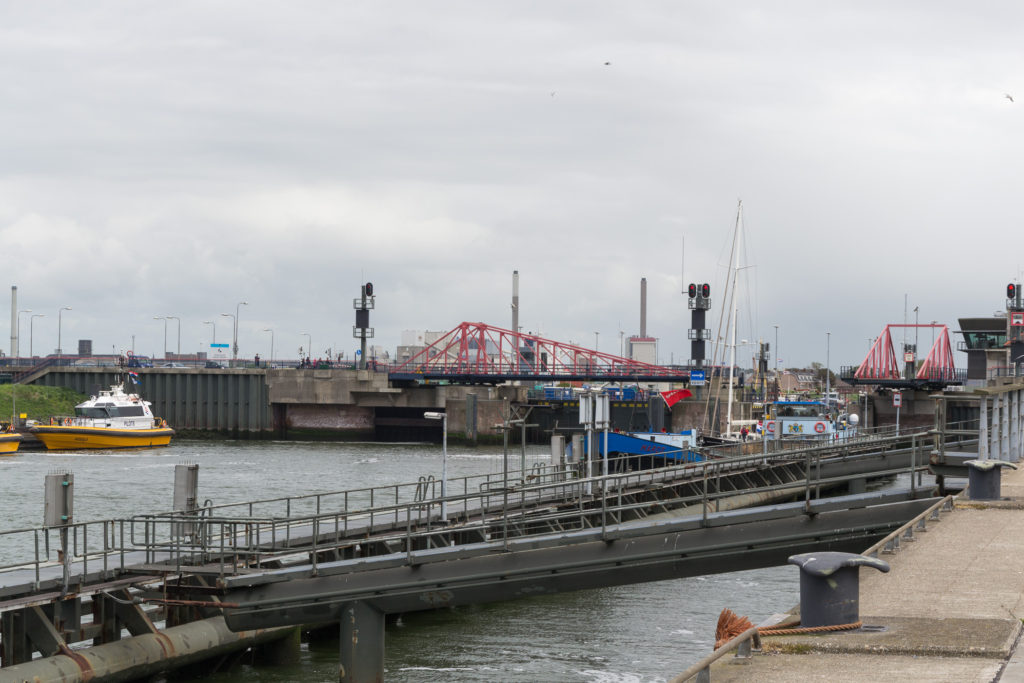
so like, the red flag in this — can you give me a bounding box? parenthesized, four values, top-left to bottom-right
(660, 389, 693, 408)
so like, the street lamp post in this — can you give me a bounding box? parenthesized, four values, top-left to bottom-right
(424, 411, 448, 521)
(773, 324, 780, 392)
(30, 314, 45, 358)
(153, 317, 167, 358)
(17, 309, 32, 359)
(166, 316, 181, 356)
(825, 331, 831, 401)
(220, 313, 234, 364)
(57, 306, 71, 361)
(263, 328, 274, 366)
(203, 320, 216, 343)
(234, 301, 248, 366)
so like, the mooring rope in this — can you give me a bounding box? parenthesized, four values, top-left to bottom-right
(714, 608, 861, 649)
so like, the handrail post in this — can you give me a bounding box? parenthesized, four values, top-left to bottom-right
(702, 461, 708, 526)
(804, 451, 812, 511)
(911, 434, 917, 495)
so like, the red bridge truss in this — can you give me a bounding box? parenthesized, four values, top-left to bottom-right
(389, 322, 690, 383)
(843, 324, 963, 388)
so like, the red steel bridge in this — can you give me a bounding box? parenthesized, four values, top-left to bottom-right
(389, 322, 691, 384)
(840, 323, 965, 389)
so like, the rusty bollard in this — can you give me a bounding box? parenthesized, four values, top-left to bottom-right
(788, 552, 890, 628)
(965, 460, 1017, 501)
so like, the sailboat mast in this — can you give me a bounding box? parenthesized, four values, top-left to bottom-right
(726, 201, 742, 437)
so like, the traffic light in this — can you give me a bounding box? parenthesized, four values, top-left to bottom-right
(365, 282, 374, 297)
(1009, 283, 1017, 300)
(701, 283, 710, 298)
(688, 283, 697, 298)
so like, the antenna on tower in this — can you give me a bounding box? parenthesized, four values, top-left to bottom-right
(681, 235, 685, 294)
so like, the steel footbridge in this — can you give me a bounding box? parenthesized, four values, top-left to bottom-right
(0, 425, 966, 681)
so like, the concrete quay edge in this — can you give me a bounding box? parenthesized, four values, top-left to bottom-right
(701, 463, 1024, 682)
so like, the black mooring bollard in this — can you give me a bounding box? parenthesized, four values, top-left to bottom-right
(966, 460, 1017, 501)
(788, 552, 890, 628)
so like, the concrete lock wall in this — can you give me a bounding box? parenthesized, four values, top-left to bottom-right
(445, 397, 515, 440)
(33, 368, 274, 434)
(285, 404, 376, 439)
(671, 400, 723, 434)
(870, 390, 933, 431)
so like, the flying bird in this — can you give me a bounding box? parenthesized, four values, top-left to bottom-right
(1006, 93, 1014, 102)
(604, 61, 611, 66)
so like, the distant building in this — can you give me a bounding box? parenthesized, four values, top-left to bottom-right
(397, 330, 448, 364)
(628, 336, 657, 364)
(778, 370, 819, 395)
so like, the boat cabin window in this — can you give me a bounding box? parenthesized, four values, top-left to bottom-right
(114, 405, 146, 417)
(75, 405, 146, 418)
(77, 407, 112, 418)
(775, 404, 822, 418)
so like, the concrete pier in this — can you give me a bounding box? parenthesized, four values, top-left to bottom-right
(701, 464, 1024, 681)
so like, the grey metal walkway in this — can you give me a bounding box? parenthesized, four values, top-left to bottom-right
(0, 426, 953, 681)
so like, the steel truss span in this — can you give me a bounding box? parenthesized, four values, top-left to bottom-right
(390, 321, 690, 383)
(845, 323, 964, 389)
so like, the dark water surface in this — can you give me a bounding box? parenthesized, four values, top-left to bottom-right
(0, 440, 797, 682)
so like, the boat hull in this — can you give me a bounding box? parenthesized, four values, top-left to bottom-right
(0, 433, 22, 455)
(30, 426, 174, 450)
(582, 431, 703, 462)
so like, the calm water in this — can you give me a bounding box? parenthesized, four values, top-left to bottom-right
(0, 440, 798, 682)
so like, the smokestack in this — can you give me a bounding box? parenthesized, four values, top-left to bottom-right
(640, 277, 647, 338)
(9, 286, 15, 358)
(512, 270, 519, 335)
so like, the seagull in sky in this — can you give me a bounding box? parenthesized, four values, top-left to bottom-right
(604, 61, 611, 66)
(1006, 93, 1015, 102)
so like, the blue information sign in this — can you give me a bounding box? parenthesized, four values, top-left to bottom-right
(690, 369, 706, 386)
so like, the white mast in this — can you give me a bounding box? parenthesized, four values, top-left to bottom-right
(726, 201, 742, 437)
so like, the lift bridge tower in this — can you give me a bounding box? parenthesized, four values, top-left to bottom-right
(687, 283, 711, 396)
(1008, 282, 1024, 372)
(354, 282, 374, 369)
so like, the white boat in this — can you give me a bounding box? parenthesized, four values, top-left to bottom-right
(30, 382, 174, 450)
(762, 400, 858, 440)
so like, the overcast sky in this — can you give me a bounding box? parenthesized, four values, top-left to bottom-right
(2, 2, 1021, 369)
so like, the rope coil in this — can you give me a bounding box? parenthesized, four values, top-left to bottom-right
(714, 608, 861, 649)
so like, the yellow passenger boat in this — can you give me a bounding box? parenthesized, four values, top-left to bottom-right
(0, 432, 22, 455)
(30, 383, 174, 450)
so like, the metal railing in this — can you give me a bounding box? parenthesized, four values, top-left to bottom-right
(0, 429, 943, 597)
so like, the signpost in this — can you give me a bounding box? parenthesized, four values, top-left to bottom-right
(893, 390, 902, 435)
(690, 369, 706, 386)
(209, 343, 230, 362)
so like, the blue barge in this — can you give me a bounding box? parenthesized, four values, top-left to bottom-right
(577, 429, 704, 463)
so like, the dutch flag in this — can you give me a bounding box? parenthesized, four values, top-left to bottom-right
(128, 371, 140, 384)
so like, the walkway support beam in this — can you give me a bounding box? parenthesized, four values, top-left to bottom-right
(339, 601, 385, 683)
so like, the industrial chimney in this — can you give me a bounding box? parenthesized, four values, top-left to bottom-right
(512, 270, 519, 335)
(640, 277, 647, 338)
(9, 286, 15, 358)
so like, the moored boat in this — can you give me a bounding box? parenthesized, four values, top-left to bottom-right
(578, 428, 705, 465)
(761, 400, 858, 440)
(30, 383, 174, 450)
(0, 432, 22, 455)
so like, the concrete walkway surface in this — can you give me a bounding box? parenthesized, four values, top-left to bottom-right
(704, 464, 1024, 682)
